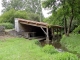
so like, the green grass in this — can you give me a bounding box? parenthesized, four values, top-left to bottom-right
(60, 34, 80, 54)
(0, 37, 79, 60)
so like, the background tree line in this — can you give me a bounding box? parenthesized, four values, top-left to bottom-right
(2, 0, 42, 14)
(0, 0, 44, 29)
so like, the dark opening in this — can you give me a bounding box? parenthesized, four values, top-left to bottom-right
(21, 24, 46, 38)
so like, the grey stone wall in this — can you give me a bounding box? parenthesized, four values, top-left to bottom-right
(0, 26, 5, 36)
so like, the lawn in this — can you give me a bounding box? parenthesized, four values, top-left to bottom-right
(0, 35, 79, 60)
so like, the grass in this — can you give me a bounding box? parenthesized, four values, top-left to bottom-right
(0, 36, 79, 60)
(0, 38, 40, 60)
(60, 34, 80, 54)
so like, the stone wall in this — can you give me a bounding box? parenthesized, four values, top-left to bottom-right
(0, 26, 5, 36)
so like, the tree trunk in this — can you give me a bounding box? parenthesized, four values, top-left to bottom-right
(67, 6, 74, 36)
(62, 0, 68, 36)
(67, 15, 73, 36)
(64, 16, 67, 35)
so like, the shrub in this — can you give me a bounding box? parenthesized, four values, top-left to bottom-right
(73, 25, 80, 33)
(34, 40, 41, 45)
(0, 9, 41, 24)
(14, 10, 28, 19)
(42, 44, 58, 54)
(0, 9, 15, 23)
(52, 52, 79, 60)
(0, 23, 14, 29)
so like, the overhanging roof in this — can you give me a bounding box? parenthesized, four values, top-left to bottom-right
(18, 18, 63, 28)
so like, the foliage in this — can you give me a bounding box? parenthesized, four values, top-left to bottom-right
(43, 0, 66, 26)
(43, 8, 64, 26)
(61, 34, 80, 54)
(0, 9, 15, 23)
(52, 52, 79, 60)
(73, 25, 80, 33)
(14, 10, 41, 21)
(2, 0, 23, 12)
(27, 12, 40, 21)
(0, 9, 41, 24)
(24, 0, 42, 14)
(42, 44, 58, 54)
(42, 0, 80, 35)
(14, 10, 28, 19)
(2, 0, 44, 21)
(0, 23, 14, 29)
(2, 0, 42, 15)
(34, 40, 41, 45)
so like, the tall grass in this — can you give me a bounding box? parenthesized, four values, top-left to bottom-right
(61, 34, 80, 54)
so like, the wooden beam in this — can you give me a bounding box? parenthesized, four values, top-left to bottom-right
(51, 28, 54, 41)
(46, 28, 49, 44)
(40, 27, 47, 36)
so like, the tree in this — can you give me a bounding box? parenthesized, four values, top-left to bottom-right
(0, 9, 41, 24)
(24, 0, 42, 14)
(2, 0, 24, 12)
(2, 0, 42, 14)
(42, 0, 80, 36)
(2, 0, 43, 22)
(24, 0, 44, 21)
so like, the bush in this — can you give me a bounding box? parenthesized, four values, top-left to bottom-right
(42, 44, 58, 54)
(0, 9, 15, 23)
(0, 9, 41, 24)
(73, 25, 80, 33)
(14, 10, 28, 19)
(0, 23, 14, 29)
(34, 40, 41, 45)
(52, 52, 79, 60)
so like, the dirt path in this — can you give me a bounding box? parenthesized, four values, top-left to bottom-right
(0, 35, 14, 41)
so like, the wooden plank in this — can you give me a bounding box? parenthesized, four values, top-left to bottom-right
(18, 18, 63, 29)
(18, 18, 48, 26)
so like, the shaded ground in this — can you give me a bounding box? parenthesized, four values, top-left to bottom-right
(0, 35, 14, 41)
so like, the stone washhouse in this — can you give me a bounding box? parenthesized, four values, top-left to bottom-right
(15, 18, 63, 43)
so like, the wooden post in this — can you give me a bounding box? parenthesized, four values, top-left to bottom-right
(57, 28, 58, 35)
(40, 27, 49, 44)
(57, 28, 58, 36)
(51, 28, 54, 43)
(60, 28, 61, 36)
(46, 28, 49, 44)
